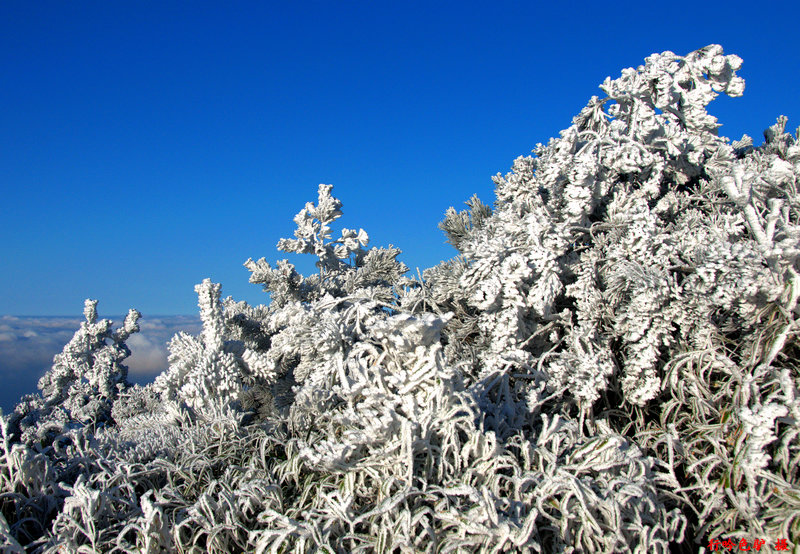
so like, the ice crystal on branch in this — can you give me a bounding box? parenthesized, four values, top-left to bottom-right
(276, 183, 369, 275)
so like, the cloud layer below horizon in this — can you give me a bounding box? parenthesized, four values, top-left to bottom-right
(0, 315, 201, 413)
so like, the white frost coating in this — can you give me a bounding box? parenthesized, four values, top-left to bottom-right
(196, 279, 226, 351)
(545, 329, 615, 404)
(371, 312, 453, 352)
(153, 279, 249, 416)
(2, 45, 799, 553)
(737, 403, 788, 477)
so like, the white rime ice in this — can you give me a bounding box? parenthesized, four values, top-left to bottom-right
(2, 45, 800, 552)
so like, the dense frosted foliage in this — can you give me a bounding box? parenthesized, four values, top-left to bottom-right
(2, 45, 798, 552)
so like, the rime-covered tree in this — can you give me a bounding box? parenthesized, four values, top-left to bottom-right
(7, 300, 140, 446)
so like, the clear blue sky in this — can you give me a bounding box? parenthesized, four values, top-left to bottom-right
(1, 1, 798, 316)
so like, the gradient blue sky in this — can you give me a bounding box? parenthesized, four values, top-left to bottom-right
(2, 1, 798, 316)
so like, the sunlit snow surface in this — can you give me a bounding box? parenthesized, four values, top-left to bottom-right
(0, 314, 200, 413)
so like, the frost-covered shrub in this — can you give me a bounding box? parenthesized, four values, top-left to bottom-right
(2, 45, 798, 553)
(6, 300, 140, 447)
(152, 279, 253, 418)
(426, 44, 799, 547)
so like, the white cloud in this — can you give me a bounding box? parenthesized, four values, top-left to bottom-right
(126, 333, 169, 376)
